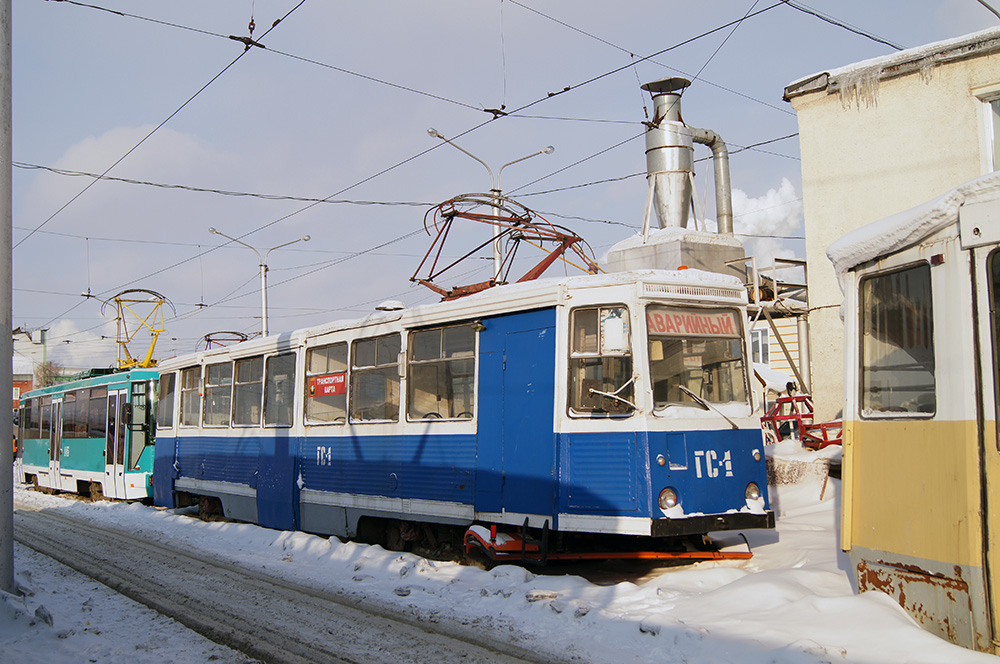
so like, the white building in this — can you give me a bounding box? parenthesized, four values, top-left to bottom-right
(783, 27, 1000, 420)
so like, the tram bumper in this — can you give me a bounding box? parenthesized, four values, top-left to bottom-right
(650, 510, 775, 537)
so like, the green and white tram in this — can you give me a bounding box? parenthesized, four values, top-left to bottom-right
(17, 369, 158, 501)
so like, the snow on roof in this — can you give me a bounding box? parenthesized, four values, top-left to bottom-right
(609, 227, 745, 252)
(784, 25, 1000, 106)
(754, 362, 795, 393)
(826, 171, 1000, 291)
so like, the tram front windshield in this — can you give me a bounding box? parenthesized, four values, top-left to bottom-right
(646, 306, 748, 409)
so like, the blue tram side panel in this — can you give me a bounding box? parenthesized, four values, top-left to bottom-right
(152, 271, 774, 547)
(18, 368, 159, 501)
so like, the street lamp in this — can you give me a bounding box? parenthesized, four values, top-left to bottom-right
(208, 227, 311, 337)
(427, 128, 554, 279)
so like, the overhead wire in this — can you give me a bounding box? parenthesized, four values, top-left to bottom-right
(25, 1, 309, 330)
(506, 0, 795, 116)
(778, 0, 904, 50)
(27, 2, 792, 346)
(14, 161, 433, 207)
(15, 0, 308, 251)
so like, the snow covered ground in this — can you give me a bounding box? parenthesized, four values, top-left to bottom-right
(3, 443, 996, 664)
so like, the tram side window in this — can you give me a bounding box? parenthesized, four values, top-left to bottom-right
(305, 342, 348, 424)
(40, 397, 51, 439)
(569, 306, 634, 415)
(204, 362, 233, 426)
(179, 367, 201, 427)
(157, 372, 176, 428)
(408, 324, 476, 420)
(88, 386, 107, 438)
(264, 353, 296, 427)
(860, 264, 935, 416)
(130, 382, 151, 469)
(62, 391, 89, 439)
(233, 356, 264, 426)
(351, 334, 401, 422)
(23, 398, 40, 439)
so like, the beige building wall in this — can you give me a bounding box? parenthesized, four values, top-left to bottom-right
(785, 28, 1000, 420)
(766, 316, 801, 381)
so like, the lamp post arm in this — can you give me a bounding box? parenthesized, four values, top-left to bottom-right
(209, 228, 263, 263)
(497, 146, 555, 182)
(263, 235, 310, 262)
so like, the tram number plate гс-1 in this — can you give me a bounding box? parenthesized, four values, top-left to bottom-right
(692, 450, 733, 478)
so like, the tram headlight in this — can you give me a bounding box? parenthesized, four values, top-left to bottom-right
(745, 482, 761, 502)
(658, 487, 679, 510)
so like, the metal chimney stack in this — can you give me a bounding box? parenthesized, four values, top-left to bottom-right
(641, 76, 734, 236)
(641, 77, 694, 231)
(604, 77, 744, 277)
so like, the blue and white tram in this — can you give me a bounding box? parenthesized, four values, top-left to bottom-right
(152, 269, 773, 551)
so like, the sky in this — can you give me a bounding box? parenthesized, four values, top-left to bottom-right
(10, 0, 999, 371)
(6, 445, 997, 663)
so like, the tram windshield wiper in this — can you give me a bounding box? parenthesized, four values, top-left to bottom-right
(588, 375, 637, 411)
(677, 385, 739, 430)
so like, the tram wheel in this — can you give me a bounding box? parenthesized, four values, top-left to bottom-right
(89, 482, 104, 502)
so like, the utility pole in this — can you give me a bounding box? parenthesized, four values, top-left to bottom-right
(1, 0, 14, 595)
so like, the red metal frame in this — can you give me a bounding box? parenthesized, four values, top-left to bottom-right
(411, 193, 600, 301)
(463, 526, 753, 564)
(761, 394, 842, 449)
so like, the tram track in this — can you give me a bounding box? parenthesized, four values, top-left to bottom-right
(13, 506, 564, 664)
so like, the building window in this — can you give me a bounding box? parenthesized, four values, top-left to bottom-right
(751, 328, 770, 366)
(859, 264, 935, 417)
(407, 324, 476, 420)
(989, 98, 1000, 172)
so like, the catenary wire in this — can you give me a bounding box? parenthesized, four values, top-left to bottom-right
(27, 3, 787, 345)
(14, 1, 308, 251)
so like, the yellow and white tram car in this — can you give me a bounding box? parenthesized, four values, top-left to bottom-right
(830, 171, 1000, 652)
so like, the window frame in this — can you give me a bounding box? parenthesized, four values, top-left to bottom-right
(263, 352, 296, 428)
(406, 323, 477, 421)
(304, 342, 349, 426)
(202, 361, 233, 427)
(232, 356, 265, 427)
(567, 304, 635, 418)
(156, 371, 177, 429)
(858, 262, 936, 420)
(646, 305, 749, 409)
(350, 333, 401, 423)
(178, 366, 202, 428)
(751, 328, 770, 366)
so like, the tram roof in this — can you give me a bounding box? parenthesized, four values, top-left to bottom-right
(158, 268, 747, 369)
(299, 267, 747, 337)
(827, 171, 1000, 289)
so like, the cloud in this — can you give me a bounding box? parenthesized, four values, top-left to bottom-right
(731, 177, 804, 266)
(14, 318, 118, 372)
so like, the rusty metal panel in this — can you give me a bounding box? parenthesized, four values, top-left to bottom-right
(858, 559, 976, 649)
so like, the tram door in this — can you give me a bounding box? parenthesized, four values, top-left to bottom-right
(975, 244, 1000, 649)
(48, 400, 62, 489)
(105, 389, 128, 499)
